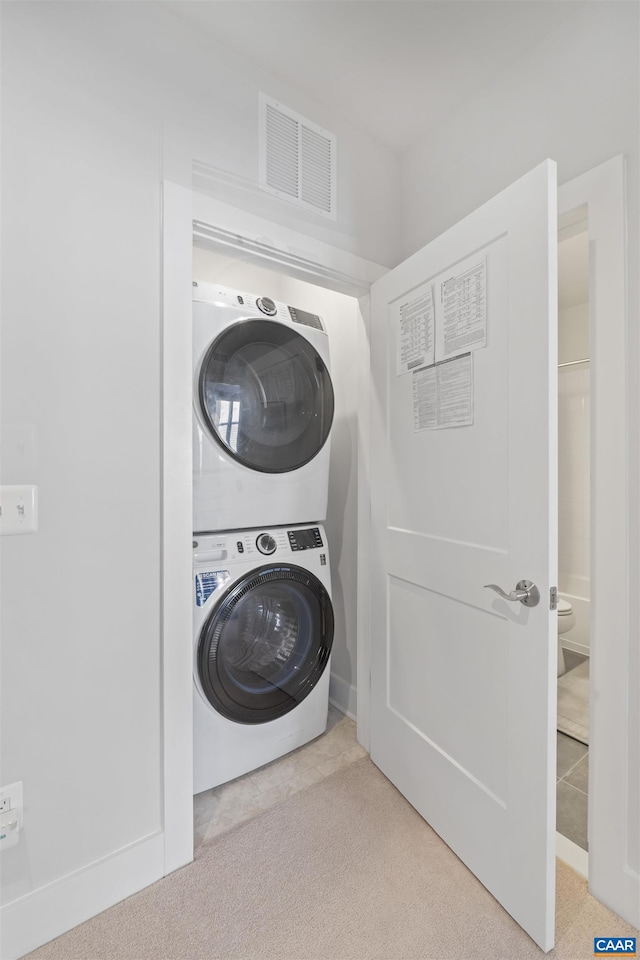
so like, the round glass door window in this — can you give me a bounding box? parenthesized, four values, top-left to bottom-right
(197, 565, 334, 724)
(198, 319, 334, 473)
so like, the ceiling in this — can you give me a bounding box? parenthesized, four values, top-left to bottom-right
(161, 0, 585, 154)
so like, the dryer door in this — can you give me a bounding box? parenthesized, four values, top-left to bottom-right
(197, 564, 334, 724)
(198, 319, 334, 473)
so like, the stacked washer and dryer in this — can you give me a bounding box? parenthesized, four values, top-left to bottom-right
(192, 282, 336, 794)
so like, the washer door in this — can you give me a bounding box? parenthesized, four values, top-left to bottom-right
(197, 565, 334, 724)
(198, 319, 334, 473)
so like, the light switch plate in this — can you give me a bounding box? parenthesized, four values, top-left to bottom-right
(0, 485, 38, 535)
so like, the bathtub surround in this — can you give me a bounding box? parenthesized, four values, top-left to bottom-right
(557, 231, 590, 666)
(558, 288, 590, 659)
(558, 362, 590, 642)
(556, 283, 591, 860)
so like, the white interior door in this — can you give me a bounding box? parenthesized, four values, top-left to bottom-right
(369, 160, 558, 951)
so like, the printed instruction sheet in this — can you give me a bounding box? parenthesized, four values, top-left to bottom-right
(413, 353, 473, 430)
(435, 254, 487, 362)
(394, 283, 435, 375)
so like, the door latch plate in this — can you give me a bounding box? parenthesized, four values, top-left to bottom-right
(550, 586, 558, 611)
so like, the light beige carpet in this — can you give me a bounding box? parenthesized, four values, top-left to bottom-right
(557, 660, 590, 745)
(27, 758, 636, 960)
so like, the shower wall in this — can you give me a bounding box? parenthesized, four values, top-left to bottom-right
(558, 301, 590, 652)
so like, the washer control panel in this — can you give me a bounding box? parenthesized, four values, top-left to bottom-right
(287, 527, 323, 551)
(194, 526, 324, 562)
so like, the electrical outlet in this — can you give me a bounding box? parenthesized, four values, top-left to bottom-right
(0, 782, 23, 831)
(0, 808, 20, 850)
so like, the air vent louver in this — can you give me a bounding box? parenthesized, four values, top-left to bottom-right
(265, 105, 299, 198)
(260, 94, 336, 220)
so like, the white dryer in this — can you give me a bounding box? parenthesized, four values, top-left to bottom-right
(193, 523, 334, 794)
(193, 282, 335, 533)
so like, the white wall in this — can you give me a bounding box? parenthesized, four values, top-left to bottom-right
(0, 2, 398, 953)
(192, 248, 360, 718)
(399, 3, 639, 266)
(1, 7, 164, 904)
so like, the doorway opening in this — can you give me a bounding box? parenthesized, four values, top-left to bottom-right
(190, 239, 364, 845)
(162, 156, 633, 941)
(187, 202, 595, 894)
(555, 220, 590, 877)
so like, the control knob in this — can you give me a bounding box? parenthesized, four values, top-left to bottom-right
(256, 533, 277, 555)
(256, 296, 277, 316)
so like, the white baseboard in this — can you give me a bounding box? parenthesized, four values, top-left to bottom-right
(329, 672, 357, 721)
(0, 832, 165, 960)
(556, 831, 589, 879)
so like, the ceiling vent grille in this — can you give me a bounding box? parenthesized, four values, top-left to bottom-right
(259, 94, 336, 220)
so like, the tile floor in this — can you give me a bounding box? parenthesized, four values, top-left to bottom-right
(556, 649, 589, 851)
(194, 705, 365, 849)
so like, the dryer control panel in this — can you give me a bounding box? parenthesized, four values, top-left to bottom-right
(192, 281, 327, 335)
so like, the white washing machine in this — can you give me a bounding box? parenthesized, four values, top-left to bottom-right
(193, 523, 334, 794)
(193, 282, 335, 534)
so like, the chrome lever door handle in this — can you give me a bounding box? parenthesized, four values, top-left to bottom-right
(484, 580, 540, 607)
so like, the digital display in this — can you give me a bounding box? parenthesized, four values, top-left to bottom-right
(297, 530, 316, 548)
(288, 307, 323, 331)
(288, 527, 323, 551)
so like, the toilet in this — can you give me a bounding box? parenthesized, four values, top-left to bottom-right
(557, 598, 576, 676)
